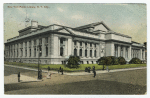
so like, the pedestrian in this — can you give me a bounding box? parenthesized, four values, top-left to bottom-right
(93, 66, 95, 73)
(61, 68, 63, 75)
(48, 66, 50, 72)
(94, 71, 96, 78)
(18, 72, 20, 82)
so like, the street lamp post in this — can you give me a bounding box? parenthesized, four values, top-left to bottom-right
(37, 45, 42, 79)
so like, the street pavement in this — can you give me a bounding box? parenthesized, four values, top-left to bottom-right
(4, 64, 147, 76)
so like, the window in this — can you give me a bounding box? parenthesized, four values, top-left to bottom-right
(60, 38, 64, 44)
(39, 46, 42, 57)
(80, 49, 82, 56)
(34, 48, 36, 57)
(126, 47, 128, 58)
(120, 46, 123, 57)
(80, 42, 82, 46)
(46, 46, 48, 56)
(17, 50, 18, 57)
(25, 42, 27, 47)
(74, 41, 77, 45)
(94, 50, 96, 57)
(45, 37, 48, 43)
(90, 43, 92, 47)
(74, 48, 77, 56)
(60, 47, 63, 56)
(85, 43, 87, 47)
(29, 41, 31, 47)
(85, 49, 87, 57)
(115, 45, 118, 57)
(34, 40, 36, 45)
(25, 49, 27, 57)
(29, 48, 31, 57)
(39, 39, 42, 45)
(90, 50, 92, 57)
(94, 44, 96, 48)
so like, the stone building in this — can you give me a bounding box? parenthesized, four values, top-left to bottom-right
(4, 20, 146, 64)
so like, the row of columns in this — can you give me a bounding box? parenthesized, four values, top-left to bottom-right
(6, 37, 50, 58)
(73, 41, 100, 58)
(114, 45, 131, 59)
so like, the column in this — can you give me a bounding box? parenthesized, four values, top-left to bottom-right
(58, 38, 60, 56)
(65, 39, 68, 56)
(92, 43, 94, 57)
(123, 46, 126, 58)
(36, 39, 39, 58)
(48, 36, 51, 57)
(27, 41, 29, 57)
(31, 40, 34, 58)
(68, 38, 72, 56)
(143, 49, 145, 60)
(77, 41, 79, 56)
(23, 42, 25, 58)
(128, 46, 131, 60)
(96, 44, 99, 58)
(82, 42, 85, 57)
(118, 45, 120, 57)
(42, 37, 46, 57)
(87, 43, 90, 57)
(18, 43, 21, 57)
(71, 40, 74, 55)
(140, 49, 142, 60)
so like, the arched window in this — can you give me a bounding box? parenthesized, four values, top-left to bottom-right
(46, 46, 48, 56)
(94, 50, 96, 57)
(80, 49, 82, 56)
(30, 48, 31, 57)
(60, 47, 63, 56)
(34, 48, 36, 57)
(74, 48, 77, 56)
(85, 49, 87, 57)
(90, 50, 92, 57)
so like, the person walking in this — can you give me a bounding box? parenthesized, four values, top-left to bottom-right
(61, 68, 63, 75)
(18, 72, 20, 82)
(94, 71, 96, 78)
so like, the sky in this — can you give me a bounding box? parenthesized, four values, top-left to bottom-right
(3, 3, 147, 44)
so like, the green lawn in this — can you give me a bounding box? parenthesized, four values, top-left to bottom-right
(4, 61, 146, 72)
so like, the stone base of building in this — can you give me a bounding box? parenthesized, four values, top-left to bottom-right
(4, 58, 99, 64)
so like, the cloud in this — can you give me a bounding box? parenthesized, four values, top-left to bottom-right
(57, 7, 64, 12)
(71, 15, 84, 20)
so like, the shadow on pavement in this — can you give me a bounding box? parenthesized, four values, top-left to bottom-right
(4, 79, 146, 94)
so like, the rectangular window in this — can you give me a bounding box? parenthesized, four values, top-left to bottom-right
(90, 43, 92, 47)
(85, 43, 87, 47)
(34, 40, 36, 45)
(46, 46, 48, 56)
(95, 44, 96, 48)
(90, 50, 92, 57)
(45, 37, 48, 43)
(39, 39, 42, 45)
(80, 42, 82, 46)
(29, 41, 31, 47)
(74, 41, 77, 45)
(85, 49, 87, 57)
(34, 48, 36, 57)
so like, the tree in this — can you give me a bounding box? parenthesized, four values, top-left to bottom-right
(66, 55, 80, 68)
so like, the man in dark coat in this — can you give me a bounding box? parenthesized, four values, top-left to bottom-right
(18, 72, 20, 82)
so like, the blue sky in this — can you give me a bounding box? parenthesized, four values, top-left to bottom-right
(4, 3, 147, 43)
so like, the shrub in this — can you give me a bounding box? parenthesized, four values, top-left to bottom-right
(98, 56, 119, 65)
(129, 58, 142, 64)
(97, 57, 107, 65)
(118, 57, 126, 65)
(66, 55, 80, 68)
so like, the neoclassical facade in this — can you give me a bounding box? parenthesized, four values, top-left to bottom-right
(4, 21, 146, 64)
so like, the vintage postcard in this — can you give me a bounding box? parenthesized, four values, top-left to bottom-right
(4, 3, 147, 95)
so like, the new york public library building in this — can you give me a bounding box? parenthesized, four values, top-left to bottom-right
(4, 20, 146, 64)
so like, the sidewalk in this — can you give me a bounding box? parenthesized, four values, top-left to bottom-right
(4, 64, 147, 76)
(4, 74, 42, 84)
